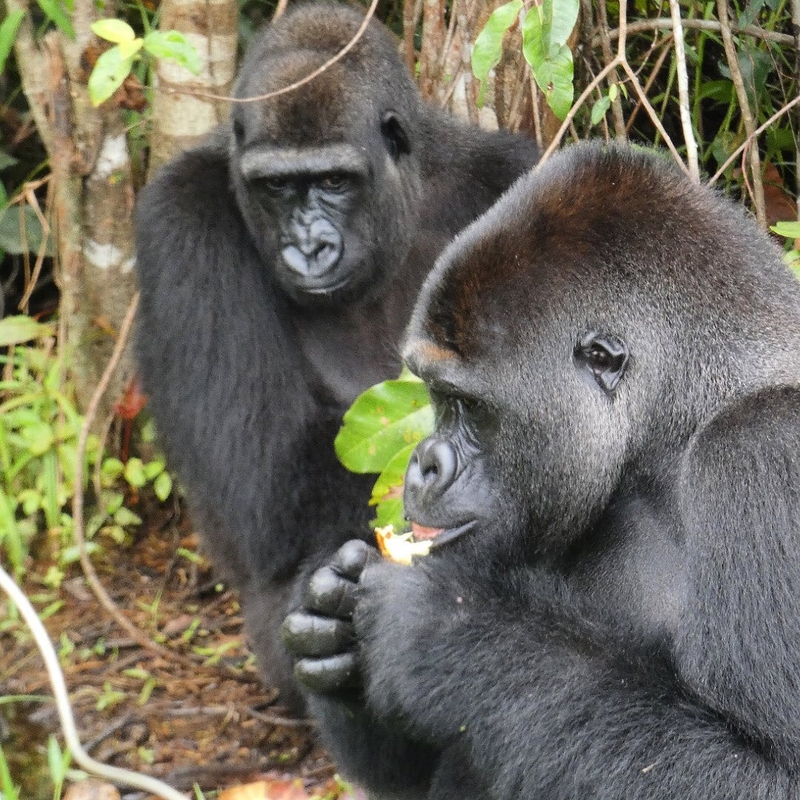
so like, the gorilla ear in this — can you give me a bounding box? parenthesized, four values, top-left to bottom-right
(575, 333, 629, 393)
(381, 112, 412, 160)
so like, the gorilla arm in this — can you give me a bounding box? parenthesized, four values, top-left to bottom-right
(135, 133, 314, 583)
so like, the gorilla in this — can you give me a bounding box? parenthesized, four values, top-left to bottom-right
(283, 141, 800, 798)
(134, 1, 538, 709)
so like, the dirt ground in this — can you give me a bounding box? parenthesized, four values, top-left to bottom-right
(0, 500, 347, 799)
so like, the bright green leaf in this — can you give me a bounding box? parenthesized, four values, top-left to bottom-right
(471, 0, 523, 106)
(124, 457, 147, 488)
(0, 316, 54, 347)
(548, 0, 579, 47)
(143, 30, 201, 75)
(91, 18, 135, 43)
(335, 379, 433, 474)
(143, 459, 164, 480)
(154, 471, 173, 501)
(608, 83, 618, 102)
(88, 46, 135, 106)
(771, 221, 800, 239)
(113, 506, 142, 527)
(0, 10, 24, 75)
(372, 496, 405, 532)
(36, 0, 74, 38)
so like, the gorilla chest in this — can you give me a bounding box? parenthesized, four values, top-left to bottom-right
(292, 310, 402, 406)
(569, 519, 689, 642)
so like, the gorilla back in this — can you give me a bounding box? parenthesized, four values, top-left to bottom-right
(284, 142, 800, 798)
(134, 1, 538, 708)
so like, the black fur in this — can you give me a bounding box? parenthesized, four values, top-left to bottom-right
(134, 1, 538, 709)
(283, 142, 800, 797)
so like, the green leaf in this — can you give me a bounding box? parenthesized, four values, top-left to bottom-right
(372, 496, 405, 531)
(369, 442, 417, 506)
(143, 30, 201, 75)
(88, 46, 135, 106)
(591, 95, 611, 125)
(0, 205, 53, 256)
(548, 0, 579, 47)
(113, 506, 142, 527)
(154, 471, 172, 501)
(100, 457, 125, 484)
(470, 0, 523, 106)
(124, 457, 147, 488)
(335, 379, 433, 474)
(771, 221, 800, 239)
(35, 0, 74, 38)
(0, 316, 53, 347)
(521, 0, 578, 120)
(0, 10, 24, 76)
(117, 38, 143, 60)
(91, 18, 136, 43)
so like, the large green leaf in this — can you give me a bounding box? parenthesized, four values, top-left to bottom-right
(471, 0, 523, 107)
(335, 378, 433, 474)
(88, 45, 135, 106)
(91, 19, 135, 43)
(521, 0, 578, 121)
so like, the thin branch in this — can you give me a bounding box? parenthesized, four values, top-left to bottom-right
(601, 17, 793, 46)
(708, 94, 800, 186)
(716, 0, 766, 227)
(0, 565, 188, 799)
(595, 0, 626, 137)
(668, 0, 700, 180)
(166, 0, 380, 104)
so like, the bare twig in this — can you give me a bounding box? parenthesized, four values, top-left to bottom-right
(716, 0, 766, 227)
(669, 0, 699, 180)
(0, 565, 187, 799)
(595, 0, 626, 137)
(168, 0, 380, 104)
(708, 94, 800, 186)
(601, 17, 793, 46)
(792, 0, 800, 219)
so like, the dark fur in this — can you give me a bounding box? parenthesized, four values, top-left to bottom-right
(284, 142, 800, 797)
(134, 1, 538, 709)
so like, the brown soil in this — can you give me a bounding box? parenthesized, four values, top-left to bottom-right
(0, 501, 340, 799)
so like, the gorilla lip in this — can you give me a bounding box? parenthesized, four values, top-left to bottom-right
(412, 520, 477, 548)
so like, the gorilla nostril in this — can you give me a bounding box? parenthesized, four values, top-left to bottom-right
(417, 439, 457, 489)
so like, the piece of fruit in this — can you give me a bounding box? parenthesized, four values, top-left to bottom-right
(375, 524, 432, 565)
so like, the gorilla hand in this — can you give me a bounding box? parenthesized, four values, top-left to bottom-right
(282, 540, 380, 694)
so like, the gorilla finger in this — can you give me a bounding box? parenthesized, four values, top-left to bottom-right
(281, 611, 355, 657)
(332, 539, 382, 581)
(294, 652, 360, 694)
(307, 565, 358, 618)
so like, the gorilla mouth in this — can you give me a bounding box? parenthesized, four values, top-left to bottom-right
(411, 520, 477, 549)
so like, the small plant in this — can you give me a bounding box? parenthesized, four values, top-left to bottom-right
(0, 317, 173, 576)
(88, 19, 200, 106)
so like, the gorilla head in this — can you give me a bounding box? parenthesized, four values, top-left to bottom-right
(230, 3, 421, 305)
(402, 141, 800, 559)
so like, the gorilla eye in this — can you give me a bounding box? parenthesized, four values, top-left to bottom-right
(575, 333, 629, 393)
(260, 176, 292, 195)
(320, 173, 350, 191)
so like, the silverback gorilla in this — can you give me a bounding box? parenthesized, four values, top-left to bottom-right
(283, 142, 800, 798)
(134, 1, 538, 709)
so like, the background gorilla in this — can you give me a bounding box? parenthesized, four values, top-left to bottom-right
(283, 141, 800, 798)
(134, 1, 538, 709)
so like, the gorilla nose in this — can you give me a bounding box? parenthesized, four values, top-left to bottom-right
(282, 221, 343, 277)
(405, 438, 458, 496)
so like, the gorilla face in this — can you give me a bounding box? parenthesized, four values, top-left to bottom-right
(229, 35, 421, 307)
(400, 142, 790, 559)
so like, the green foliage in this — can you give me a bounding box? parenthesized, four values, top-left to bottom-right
(0, 323, 173, 576)
(0, 11, 25, 75)
(521, 0, 579, 120)
(471, 0, 579, 120)
(335, 373, 433, 531)
(88, 19, 200, 106)
(471, 0, 523, 106)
